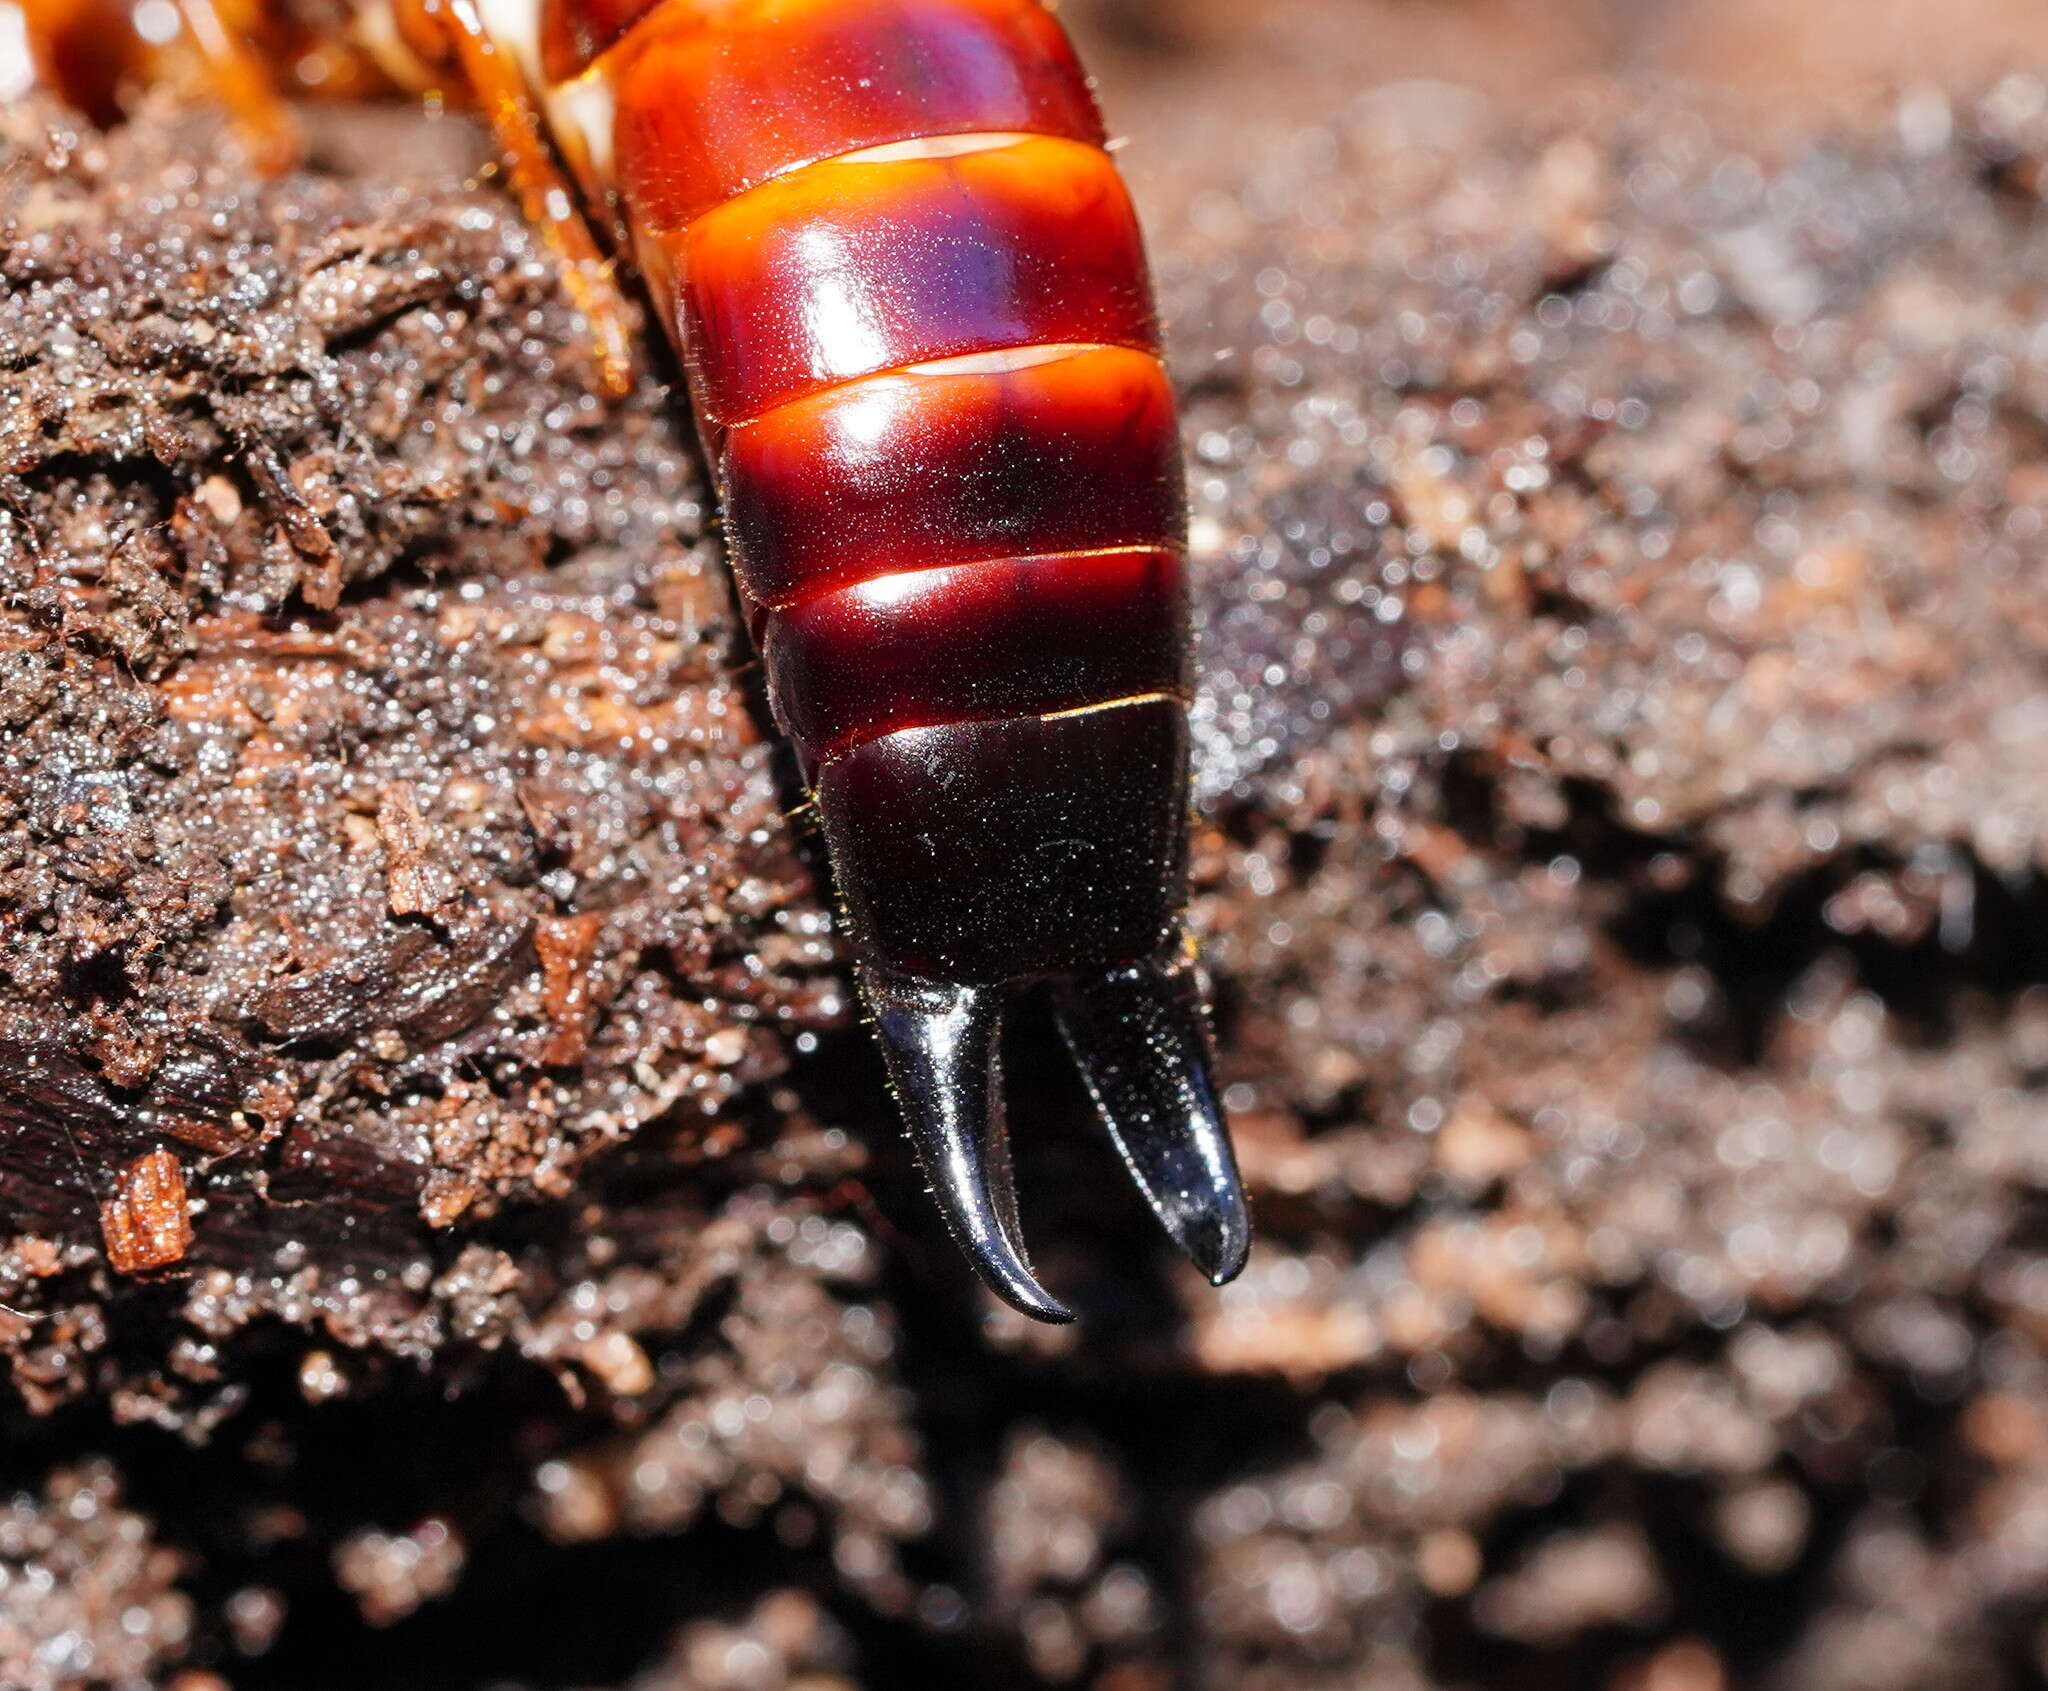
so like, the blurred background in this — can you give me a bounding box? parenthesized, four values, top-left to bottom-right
(1072, 0, 2048, 105)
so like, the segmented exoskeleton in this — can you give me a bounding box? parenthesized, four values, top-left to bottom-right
(14, 0, 1251, 1321)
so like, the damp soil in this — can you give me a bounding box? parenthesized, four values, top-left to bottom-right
(3, 14, 2048, 1691)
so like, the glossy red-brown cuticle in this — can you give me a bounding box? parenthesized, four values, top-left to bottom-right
(720, 346, 1183, 608)
(670, 136, 1157, 424)
(764, 548, 1187, 762)
(610, 0, 1102, 232)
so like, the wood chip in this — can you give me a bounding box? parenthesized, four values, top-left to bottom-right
(377, 781, 442, 917)
(100, 1150, 194, 1274)
(535, 912, 603, 1067)
(419, 1169, 485, 1229)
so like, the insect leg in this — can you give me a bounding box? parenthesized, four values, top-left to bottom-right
(433, 0, 634, 397)
(172, 0, 299, 173)
(1051, 947, 1250, 1287)
(862, 965, 1072, 1324)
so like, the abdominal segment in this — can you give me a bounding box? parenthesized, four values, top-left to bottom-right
(720, 344, 1185, 609)
(670, 137, 1160, 427)
(603, 0, 1104, 229)
(764, 547, 1189, 765)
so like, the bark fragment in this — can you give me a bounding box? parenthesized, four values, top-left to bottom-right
(99, 1149, 193, 1274)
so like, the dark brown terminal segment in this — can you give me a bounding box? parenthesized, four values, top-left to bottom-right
(814, 698, 1190, 985)
(764, 548, 1188, 764)
(721, 345, 1185, 608)
(673, 136, 1158, 424)
(608, 0, 1102, 229)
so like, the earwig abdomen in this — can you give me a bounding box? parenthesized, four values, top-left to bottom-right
(557, 0, 1247, 1316)
(589, 3, 1248, 1316)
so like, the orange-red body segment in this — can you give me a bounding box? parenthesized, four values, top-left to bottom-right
(664, 137, 1157, 427)
(718, 344, 1185, 610)
(608, 0, 1103, 230)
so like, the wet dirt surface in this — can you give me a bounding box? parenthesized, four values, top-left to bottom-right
(3, 4, 2048, 1688)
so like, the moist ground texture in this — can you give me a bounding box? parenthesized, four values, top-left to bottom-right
(2, 49, 2048, 1691)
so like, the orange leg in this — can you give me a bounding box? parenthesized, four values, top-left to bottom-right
(173, 0, 301, 173)
(433, 0, 636, 398)
(20, 0, 151, 126)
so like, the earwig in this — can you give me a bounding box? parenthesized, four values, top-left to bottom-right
(15, 0, 1251, 1322)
